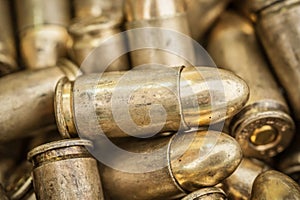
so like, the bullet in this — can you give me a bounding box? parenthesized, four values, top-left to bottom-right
(28, 139, 104, 200)
(181, 187, 227, 200)
(0, 0, 18, 76)
(99, 130, 242, 200)
(124, 0, 195, 67)
(185, 0, 231, 42)
(55, 66, 249, 139)
(15, 0, 71, 69)
(0, 184, 9, 200)
(208, 11, 295, 158)
(251, 170, 300, 200)
(243, 0, 300, 121)
(68, 12, 130, 73)
(222, 158, 270, 200)
(0, 59, 81, 142)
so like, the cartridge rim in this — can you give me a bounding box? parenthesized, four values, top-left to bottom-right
(57, 58, 82, 81)
(181, 187, 227, 200)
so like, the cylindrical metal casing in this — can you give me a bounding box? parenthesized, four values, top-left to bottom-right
(222, 158, 270, 200)
(0, 0, 18, 76)
(15, 0, 71, 69)
(208, 11, 295, 158)
(72, 0, 103, 19)
(250, 170, 300, 200)
(245, 0, 300, 121)
(124, 0, 195, 67)
(28, 139, 104, 200)
(0, 59, 81, 142)
(99, 130, 242, 200)
(185, 0, 231, 41)
(181, 187, 227, 200)
(68, 13, 130, 73)
(55, 66, 249, 138)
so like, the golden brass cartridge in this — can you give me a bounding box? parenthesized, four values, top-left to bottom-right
(72, 0, 103, 19)
(181, 187, 227, 200)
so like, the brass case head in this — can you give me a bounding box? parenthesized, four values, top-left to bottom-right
(28, 139, 104, 200)
(181, 187, 227, 200)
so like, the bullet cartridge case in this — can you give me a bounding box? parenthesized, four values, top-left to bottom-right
(28, 139, 104, 200)
(250, 170, 300, 200)
(181, 187, 227, 200)
(0, 184, 9, 200)
(0, 0, 18, 76)
(55, 66, 249, 139)
(124, 0, 195, 67)
(99, 130, 242, 200)
(68, 13, 130, 73)
(208, 11, 294, 158)
(222, 158, 270, 200)
(15, 0, 71, 69)
(0, 59, 81, 142)
(244, 0, 300, 121)
(72, 0, 103, 19)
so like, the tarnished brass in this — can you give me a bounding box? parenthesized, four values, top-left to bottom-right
(68, 13, 130, 73)
(0, 59, 81, 142)
(243, 0, 300, 121)
(185, 0, 231, 41)
(55, 66, 249, 138)
(251, 170, 300, 200)
(15, 0, 71, 69)
(181, 187, 227, 200)
(99, 130, 242, 200)
(222, 158, 270, 200)
(124, 0, 195, 67)
(208, 11, 294, 158)
(28, 139, 104, 200)
(0, 184, 9, 200)
(0, 0, 17, 76)
(72, 0, 103, 19)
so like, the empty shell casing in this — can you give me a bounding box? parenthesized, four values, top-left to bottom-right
(72, 0, 103, 19)
(244, 0, 300, 121)
(0, 184, 9, 200)
(185, 0, 231, 42)
(222, 158, 270, 200)
(28, 139, 104, 200)
(208, 11, 294, 158)
(55, 66, 249, 139)
(250, 170, 300, 200)
(68, 13, 130, 73)
(15, 0, 71, 69)
(0, 59, 81, 142)
(99, 130, 242, 200)
(0, 0, 18, 76)
(181, 187, 227, 200)
(124, 0, 195, 67)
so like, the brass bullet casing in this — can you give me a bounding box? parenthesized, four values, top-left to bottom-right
(181, 187, 227, 200)
(68, 13, 130, 73)
(244, 0, 300, 121)
(250, 170, 300, 200)
(15, 0, 71, 69)
(27, 139, 104, 200)
(208, 11, 295, 158)
(185, 0, 231, 42)
(0, 59, 81, 142)
(124, 0, 195, 68)
(99, 130, 242, 200)
(72, 0, 103, 19)
(0, 184, 9, 200)
(222, 158, 270, 200)
(55, 66, 249, 139)
(0, 0, 17, 76)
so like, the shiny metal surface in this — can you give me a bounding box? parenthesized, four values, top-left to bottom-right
(73, 0, 103, 19)
(208, 11, 294, 158)
(181, 187, 227, 200)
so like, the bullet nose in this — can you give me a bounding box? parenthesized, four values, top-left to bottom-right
(169, 130, 243, 191)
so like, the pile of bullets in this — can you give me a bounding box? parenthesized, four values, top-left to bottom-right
(1, 0, 300, 199)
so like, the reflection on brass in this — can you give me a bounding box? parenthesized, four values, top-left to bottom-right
(181, 187, 227, 200)
(0, 184, 9, 200)
(72, 0, 103, 19)
(0, 59, 81, 142)
(15, 0, 71, 69)
(55, 66, 249, 138)
(222, 158, 270, 200)
(0, 0, 17, 76)
(28, 139, 104, 200)
(99, 130, 242, 200)
(208, 11, 294, 158)
(243, 0, 300, 121)
(124, 0, 195, 67)
(251, 170, 300, 200)
(185, 0, 231, 41)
